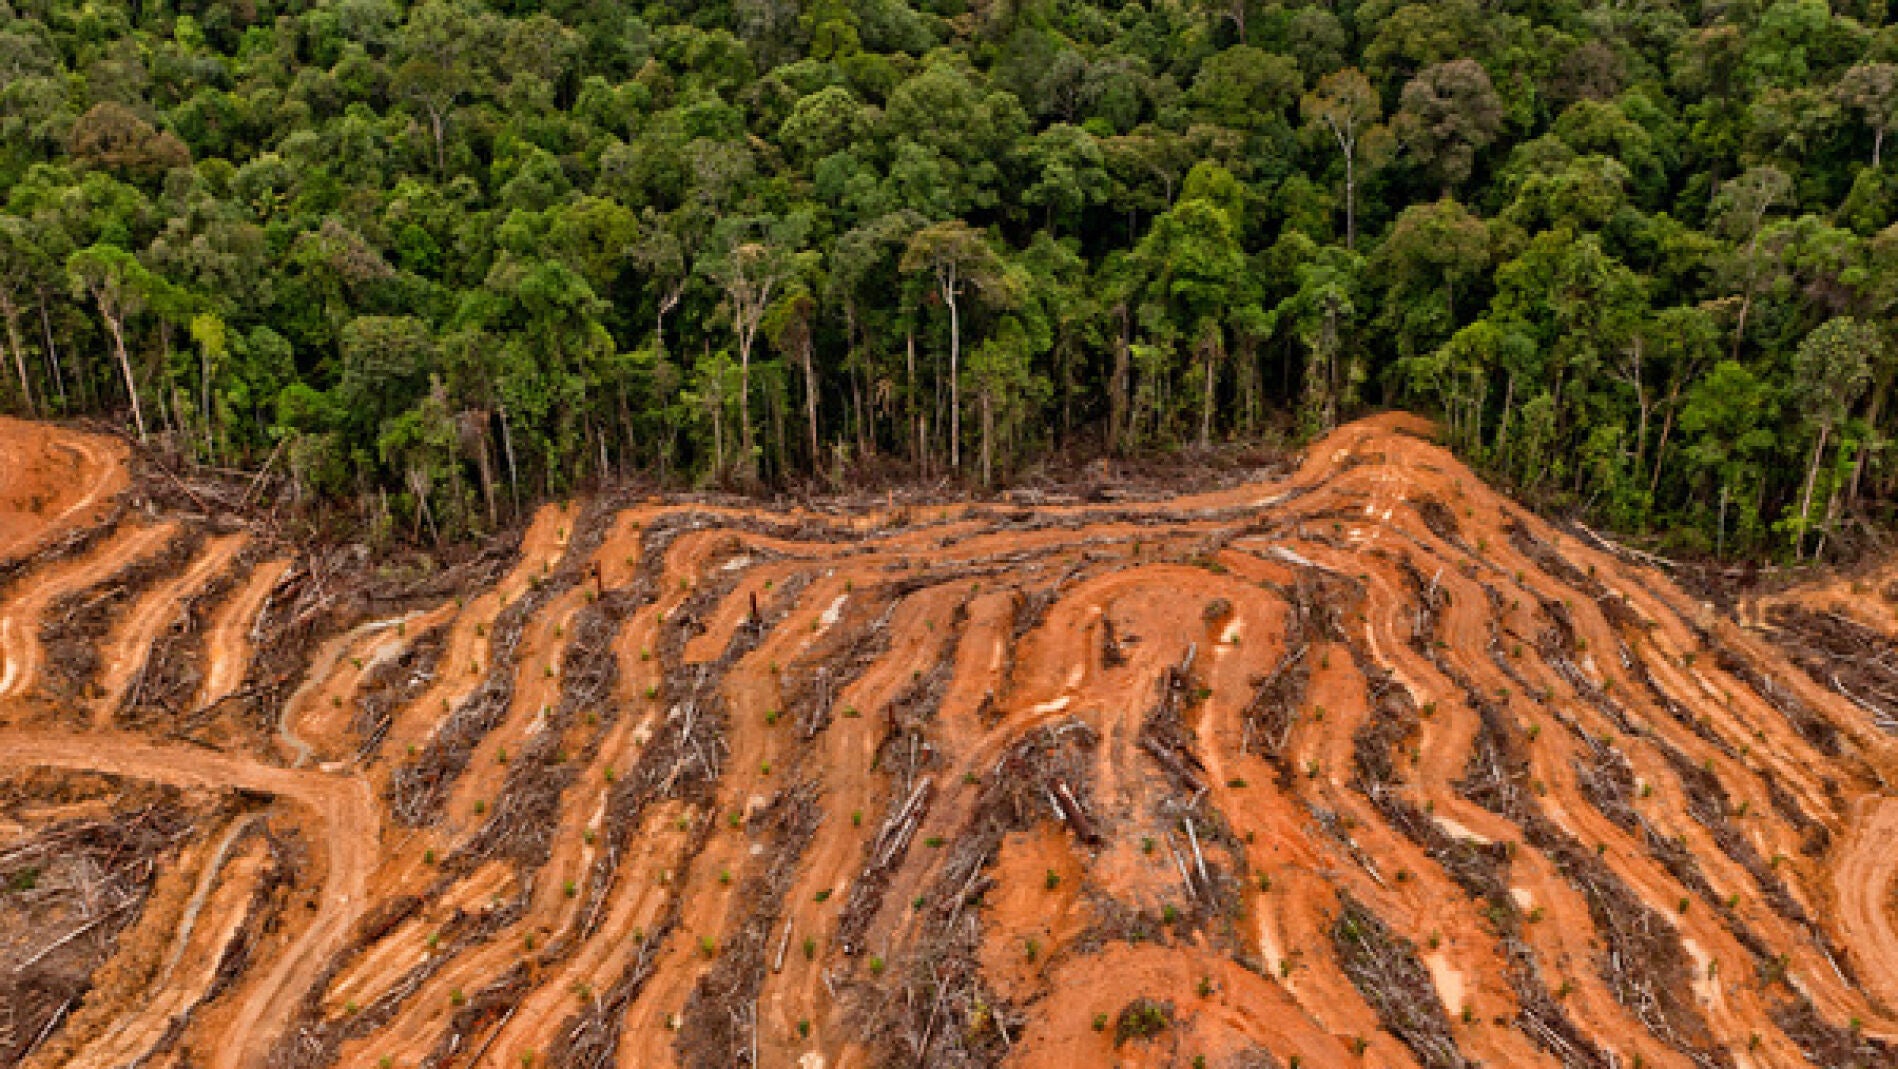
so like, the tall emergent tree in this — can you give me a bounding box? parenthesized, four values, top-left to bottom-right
(902, 221, 1003, 471)
(1301, 69, 1391, 251)
(68, 245, 154, 440)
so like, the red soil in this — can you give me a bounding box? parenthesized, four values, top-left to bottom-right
(2, 414, 1896, 1069)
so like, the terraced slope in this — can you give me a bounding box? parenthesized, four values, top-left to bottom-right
(2, 414, 1895, 1069)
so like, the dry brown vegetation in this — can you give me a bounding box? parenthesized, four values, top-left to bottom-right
(3, 412, 1898, 1069)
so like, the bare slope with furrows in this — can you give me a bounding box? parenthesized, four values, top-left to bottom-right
(7, 414, 1898, 1069)
(33, 525, 206, 708)
(116, 539, 267, 729)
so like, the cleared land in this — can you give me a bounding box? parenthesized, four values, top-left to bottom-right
(2, 413, 1896, 1069)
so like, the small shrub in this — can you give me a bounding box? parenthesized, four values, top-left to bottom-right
(1113, 999, 1173, 1046)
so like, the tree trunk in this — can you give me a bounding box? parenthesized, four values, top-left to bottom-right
(1731, 289, 1753, 361)
(105, 312, 145, 440)
(1239, 336, 1258, 433)
(737, 336, 754, 482)
(410, 465, 439, 543)
(946, 271, 961, 471)
(157, 321, 175, 439)
(1847, 371, 1890, 512)
(980, 389, 993, 487)
(801, 334, 819, 472)
(200, 336, 214, 459)
(1621, 339, 1649, 475)
(1198, 331, 1217, 449)
(1110, 306, 1130, 455)
(655, 282, 681, 358)
(499, 403, 521, 514)
(0, 293, 32, 416)
(846, 304, 866, 458)
(1731, 219, 1770, 362)
(1648, 378, 1684, 503)
(37, 291, 66, 408)
(710, 375, 724, 477)
(474, 414, 498, 528)
(771, 377, 786, 482)
(1820, 455, 1847, 560)
(1495, 373, 1515, 458)
(1717, 481, 1729, 558)
(1797, 422, 1830, 559)
(1343, 147, 1356, 251)
(907, 330, 920, 470)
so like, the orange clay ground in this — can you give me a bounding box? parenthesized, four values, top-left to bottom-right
(2, 412, 1897, 1069)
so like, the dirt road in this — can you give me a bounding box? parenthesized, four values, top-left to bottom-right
(0, 415, 127, 558)
(0, 731, 378, 1069)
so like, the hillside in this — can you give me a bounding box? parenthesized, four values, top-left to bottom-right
(1, 413, 1896, 1069)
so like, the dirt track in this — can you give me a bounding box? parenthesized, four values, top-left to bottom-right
(0, 732, 376, 1069)
(0, 415, 126, 560)
(3, 416, 1897, 1069)
(1834, 794, 1898, 1011)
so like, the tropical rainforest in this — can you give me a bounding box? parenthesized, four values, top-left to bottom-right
(0, 0, 1895, 556)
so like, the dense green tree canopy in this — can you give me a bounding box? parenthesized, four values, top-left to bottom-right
(1, 0, 1896, 559)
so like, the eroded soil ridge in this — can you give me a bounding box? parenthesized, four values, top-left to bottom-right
(3, 412, 1897, 1069)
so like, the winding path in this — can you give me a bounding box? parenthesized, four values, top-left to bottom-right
(1836, 794, 1898, 1014)
(0, 731, 378, 1069)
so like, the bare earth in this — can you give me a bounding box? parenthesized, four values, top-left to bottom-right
(2, 414, 1896, 1069)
